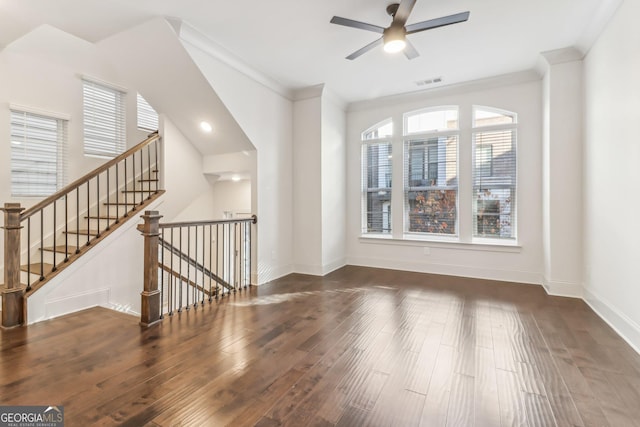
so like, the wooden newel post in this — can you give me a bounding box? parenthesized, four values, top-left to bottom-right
(2, 203, 25, 329)
(140, 210, 163, 327)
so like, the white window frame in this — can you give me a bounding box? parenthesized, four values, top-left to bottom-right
(82, 78, 126, 158)
(361, 119, 393, 235)
(10, 107, 68, 197)
(472, 105, 518, 243)
(359, 104, 520, 249)
(403, 107, 460, 239)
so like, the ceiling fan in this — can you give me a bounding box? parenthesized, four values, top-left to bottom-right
(330, 0, 470, 60)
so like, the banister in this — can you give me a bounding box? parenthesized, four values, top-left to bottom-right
(21, 132, 160, 220)
(158, 214, 257, 229)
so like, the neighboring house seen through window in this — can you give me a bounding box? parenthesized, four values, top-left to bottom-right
(362, 120, 393, 234)
(361, 105, 518, 243)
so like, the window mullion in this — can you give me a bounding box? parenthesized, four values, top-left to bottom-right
(391, 134, 404, 239)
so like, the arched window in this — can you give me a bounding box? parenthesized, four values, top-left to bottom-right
(361, 119, 393, 234)
(472, 106, 517, 240)
(404, 107, 459, 236)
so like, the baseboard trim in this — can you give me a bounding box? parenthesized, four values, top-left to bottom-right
(541, 277, 583, 298)
(33, 288, 111, 325)
(257, 263, 294, 285)
(293, 259, 347, 277)
(583, 287, 640, 355)
(345, 256, 541, 285)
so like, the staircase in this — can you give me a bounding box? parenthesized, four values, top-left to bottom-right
(1, 132, 164, 328)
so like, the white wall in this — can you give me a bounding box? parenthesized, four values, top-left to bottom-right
(161, 118, 216, 222)
(541, 54, 584, 297)
(181, 40, 294, 284)
(321, 91, 347, 273)
(346, 77, 543, 284)
(292, 95, 323, 273)
(583, 0, 640, 351)
(210, 180, 251, 219)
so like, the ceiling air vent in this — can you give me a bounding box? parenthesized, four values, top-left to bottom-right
(415, 77, 443, 87)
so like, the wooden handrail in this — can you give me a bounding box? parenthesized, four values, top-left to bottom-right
(159, 215, 257, 229)
(21, 132, 160, 220)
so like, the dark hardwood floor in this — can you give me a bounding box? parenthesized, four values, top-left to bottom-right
(2, 266, 640, 426)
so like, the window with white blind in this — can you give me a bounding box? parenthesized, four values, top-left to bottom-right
(83, 79, 126, 158)
(137, 93, 158, 132)
(404, 108, 459, 236)
(10, 109, 67, 197)
(472, 106, 517, 240)
(362, 120, 393, 234)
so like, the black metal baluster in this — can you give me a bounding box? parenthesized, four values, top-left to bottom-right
(208, 225, 213, 302)
(186, 226, 191, 309)
(215, 224, 219, 299)
(238, 222, 243, 289)
(64, 194, 69, 262)
(222, 223, 227, 298)
(194, 225, 198, 308)
(76, 188, 80, 254)
(123, 158, 128, 217)
(106, 169, 110, 231)
(249, 217, 253, 287)
(96, 174, 100, 237)
(178, 227, 183, 312)
(86, 181, 90, 246)
(146, 144, 151, 200)
(27, 217, 31, 291)
(140, 146, 144, 205)
(240, 222, 244, 289)
(154, 139, 159, 193)
(160, 227, 164, 319)
(170, 227, 174, 316)
(52, 201, 57, 272)
(202, 225, 206, 305)
(39, 210, 44, 281)
(131, 152, 137, 208)
(115, 163, 120, 224)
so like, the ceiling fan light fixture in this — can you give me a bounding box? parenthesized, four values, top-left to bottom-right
(384, 38, 406, 53)
(383, 27, 407, 53)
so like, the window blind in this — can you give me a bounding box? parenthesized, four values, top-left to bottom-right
(83, 79, 126, 158)
(472, 128, 517, 239)
(10, 110, 67, 197)
(137, 93, 158, 132)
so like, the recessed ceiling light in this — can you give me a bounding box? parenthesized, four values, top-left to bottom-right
(200, 121, 212, 133)
(231, 176, 241, 182)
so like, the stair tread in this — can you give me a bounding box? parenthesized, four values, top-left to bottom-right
(122, 189, 150, 193)
(41, 245, 74, 254)
(85, 214, 119, 220)
(103, 201, 141, 206)
(20, 263, 54, 275)
(138, 179, 159, 182)
(64, 229, 100, 236)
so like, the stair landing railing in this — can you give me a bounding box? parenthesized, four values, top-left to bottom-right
(1, 132, 162, 328)
(139, 210, 257, 327)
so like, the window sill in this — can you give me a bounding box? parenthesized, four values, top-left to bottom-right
(359, 234, 522, 253)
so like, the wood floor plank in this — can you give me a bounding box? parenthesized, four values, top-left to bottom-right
(2, 266, 640, 426)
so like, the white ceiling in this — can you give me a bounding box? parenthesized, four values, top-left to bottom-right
(0, 0, 621, 103)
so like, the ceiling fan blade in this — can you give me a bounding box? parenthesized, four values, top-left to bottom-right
(346, 38, 383, 60)
(406, 11, 470, 34)
(330, 16, 385, 34)
(393, 0, 417, 26)
(403, 39, 419, 60)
